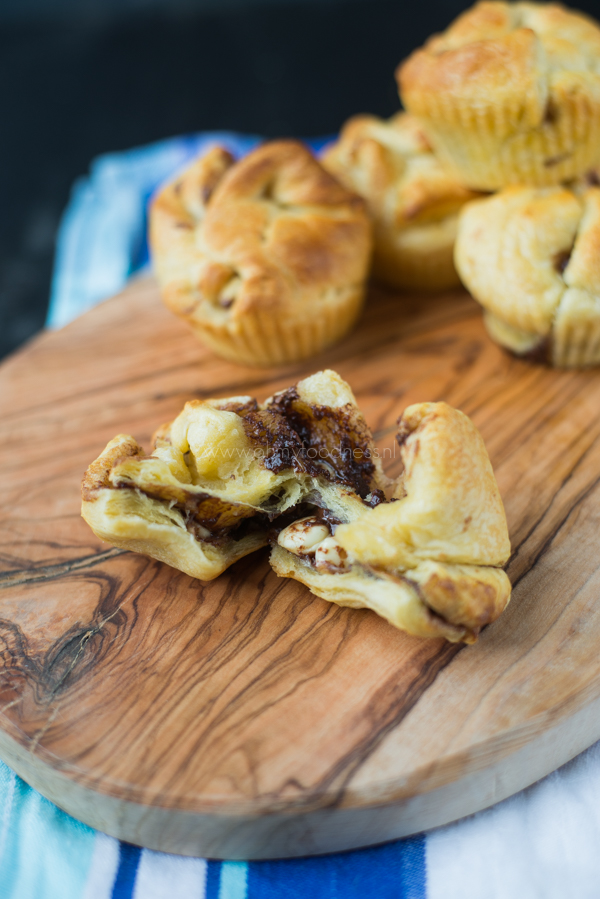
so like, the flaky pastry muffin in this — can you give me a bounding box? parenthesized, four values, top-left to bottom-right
(149, 141, 372, 366)
(455, 180, 600, 366)
(81, 371, 388, 581)
(397, 1, 600, 190)
(322, 112, 480, 291)
(271, 402, 511, 644)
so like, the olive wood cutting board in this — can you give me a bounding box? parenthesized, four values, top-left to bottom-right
(1, 276, 600, 859)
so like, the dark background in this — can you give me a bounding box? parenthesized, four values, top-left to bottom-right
(2, 0, 599, 360)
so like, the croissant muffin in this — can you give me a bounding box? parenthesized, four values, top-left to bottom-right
(149, 141, 373, 366)
(81, 371, 388, 581)
(322, 112, 480, 291)
(397, 1, 600, 190)
(455, 180, 600, 366)
(271, 402, 511, 644)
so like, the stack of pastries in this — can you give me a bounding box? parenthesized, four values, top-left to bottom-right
(397, 0, 600, 367)
(149, 1, 600, 370)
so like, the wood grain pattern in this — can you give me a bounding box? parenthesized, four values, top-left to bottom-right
(1, 276, 600, 858)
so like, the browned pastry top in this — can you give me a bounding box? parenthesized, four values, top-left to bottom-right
(150, 140, 372, 324)
(398, 1, 600, 109)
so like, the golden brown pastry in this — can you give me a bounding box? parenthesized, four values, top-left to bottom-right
(322, 112, 480, 291)
(81, 371, 388, 580)
(397, 2, 600, 190)
(271, 402, 511, 643)
(455, 179, 600, 366)
(149, 141, 373, 366)
(82, 374, 511, 642)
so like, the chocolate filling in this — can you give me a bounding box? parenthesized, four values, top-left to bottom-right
(186, 512, 268, 547)
(240, 408, 307, 474)
(104, 386, 384, 553)
(314, 506, 343, 530)
(585, 170, 600, 187)
(115, 479, 260, 538)
(544, 151, 572, 168)
(513, 336, 551, 366)
(553, 248, 572, 274)
(217, 398, 260, 416)
(266, 388, 377, 497)
(364, 489, 385, 508)
(543, 99, 558, 125)
(396, 420, 413, 448)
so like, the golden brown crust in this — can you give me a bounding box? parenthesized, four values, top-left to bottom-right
(455, 183, 600, 366)
(272, 402, 511, 643)
(81, 434, 143, 500)
(322, 112, 480, 291)
(397, 2, 600, 189)
(81, 370, 387, 581)
(150, 141, 373, 365)
(81, 435, 268, 581)
(337, 402, 511, 569)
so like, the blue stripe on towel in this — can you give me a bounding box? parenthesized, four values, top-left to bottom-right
(111, 843, 142, 899)
(246, 835, 426, 899)
(205, 859, 223, 899)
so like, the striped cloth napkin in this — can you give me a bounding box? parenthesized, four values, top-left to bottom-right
(1, 131, 596, 899)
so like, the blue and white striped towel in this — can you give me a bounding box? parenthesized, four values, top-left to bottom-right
(2, 131, 598, 899)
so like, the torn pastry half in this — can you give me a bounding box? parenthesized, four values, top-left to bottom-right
(81, 370, 389, 581)
(271, 402, 511, 643)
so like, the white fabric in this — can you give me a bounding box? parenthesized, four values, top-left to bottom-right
(81, 834, 120, 899)
(133, 850, 207, 899)
(427, 740, 600, 899)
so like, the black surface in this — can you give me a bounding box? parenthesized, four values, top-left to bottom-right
(1, 0, 599, 360)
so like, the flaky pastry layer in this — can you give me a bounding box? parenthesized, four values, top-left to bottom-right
(82, 370, 388, 581)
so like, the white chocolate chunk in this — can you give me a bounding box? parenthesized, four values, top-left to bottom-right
(191, 522, 211, 539)
(277, 517, 330, 555)
(170, 404, 249, 480)
(314, 536, 350, 571)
